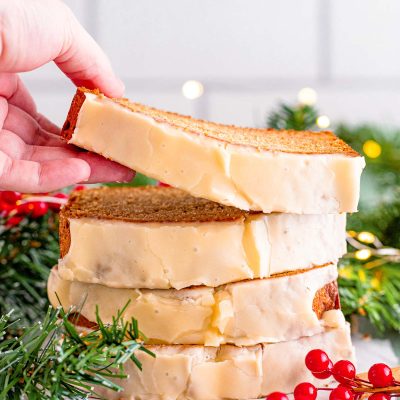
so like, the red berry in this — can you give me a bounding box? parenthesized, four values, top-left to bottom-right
(305, 349, 331, 373)
(312, 359, 333, 379)
(0, 191, 22, 204)
(15, 202, 48, 218)
(266, 392, 289, 400)
(31, 202, 48, 217)
(15, 202, 35, 215)
(6, 216, 24, 227)
(0, 201, 14, 214)
(294, 382, 317, 400)
(332, 360, 356, 384)
(368, 394, 390, 400)
(54, 193, 68, 199)
(74, 185, 86, 191)
(368, 363, 393, 388)
(329, 386, 354, 400)
(48, 193, 68, 211)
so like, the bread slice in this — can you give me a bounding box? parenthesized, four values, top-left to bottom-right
(48, 263, 340, 346)
(62, 88, 364, 214)
(87, 325, 354, 399)
(63, 89, 358, 156)
(59, 187, 346, 289)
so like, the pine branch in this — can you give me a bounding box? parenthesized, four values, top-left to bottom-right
(267, 103, 318, 131)
(347, 194, 400, 251)
(0, 213, 59, 330)
(336, 123, 400, 211)
(0, 303, 154, 399)
(339, 240, 400, 333)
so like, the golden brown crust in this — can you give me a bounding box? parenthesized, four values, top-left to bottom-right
(61, 186, 249, 222)
(70, 280, 339, 331)
(62, 87, 360, 157)
(312, 281, 340, 319)
(59, 186, 252, 257)
(59, 212, 71, 260)
(62, 88, 89, 141)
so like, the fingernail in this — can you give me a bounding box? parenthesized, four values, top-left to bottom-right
(112, 77, 125, 98)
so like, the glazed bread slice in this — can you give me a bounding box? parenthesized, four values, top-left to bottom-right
(59, 187, 346, 289)
(91, 325, 353, 399)
(48, 263, 341, 346)
(62, 88, 365, 214)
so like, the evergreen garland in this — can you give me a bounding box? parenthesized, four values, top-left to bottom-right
(267, 103, 318, 131)
(0, 213, 58, 329)
(339, 252, 400, 332)
(0, 304, 152, 399)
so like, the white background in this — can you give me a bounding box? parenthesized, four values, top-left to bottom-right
(22, 0, 400, 129)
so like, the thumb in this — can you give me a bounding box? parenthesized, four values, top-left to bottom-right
(55, 8, 125, 97)
(0, 0, 124, 97)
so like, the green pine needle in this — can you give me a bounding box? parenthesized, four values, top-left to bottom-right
(0, 213, 59, 329)
(0, 304, 154, 399)
(267, 103, 319, 131)
(338, 254, 400, 333)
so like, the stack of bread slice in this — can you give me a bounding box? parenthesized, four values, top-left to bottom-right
(47, 88, 365, 399)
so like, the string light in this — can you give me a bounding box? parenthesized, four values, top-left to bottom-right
(338, 266, 352, 279)
(357, 231, 375, 244)
(358, 268, 367, 282)
(370, 271, 382, 290)
(316, 115, 330, 129)
(182, 80, 204, 100)
(363, 140, 381, 159)
(297, 87, 317, 106)
(355, 248, 372, 261)
(370, 277, 381, 290)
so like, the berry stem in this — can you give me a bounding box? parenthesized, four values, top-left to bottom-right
(353, 387, 400, 394)
(354, 377, 374, 386)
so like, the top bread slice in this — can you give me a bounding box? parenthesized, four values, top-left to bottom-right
(63, 88, 357, 156)
(62, 88, 365, 214)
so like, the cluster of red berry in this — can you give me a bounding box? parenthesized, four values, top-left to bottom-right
(267, 349, 398, 400)
(0, 187, 85, 227)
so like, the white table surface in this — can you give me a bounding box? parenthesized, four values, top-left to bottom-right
(353, 332, 399, 371)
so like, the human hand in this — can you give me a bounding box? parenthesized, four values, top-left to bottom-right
(0, 0, 134, 192)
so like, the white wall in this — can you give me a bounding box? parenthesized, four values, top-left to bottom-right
(22, 0, 400, 128)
